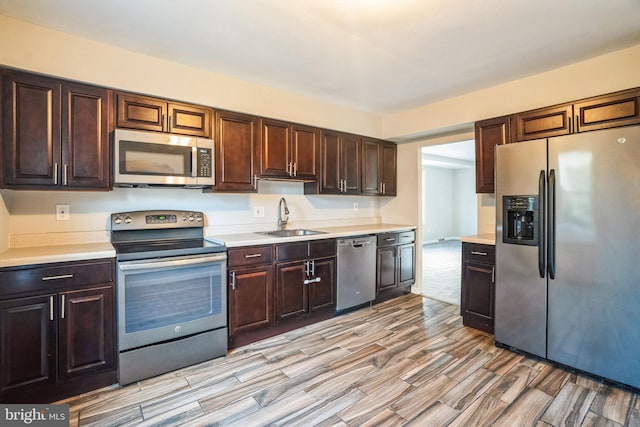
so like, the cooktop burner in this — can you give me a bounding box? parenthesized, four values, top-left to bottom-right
(110, 210, 226, 261)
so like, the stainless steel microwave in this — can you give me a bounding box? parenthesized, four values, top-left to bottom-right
(114, 129, 214, 187)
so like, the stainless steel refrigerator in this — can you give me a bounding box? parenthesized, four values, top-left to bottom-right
(495, 125, 640, 389)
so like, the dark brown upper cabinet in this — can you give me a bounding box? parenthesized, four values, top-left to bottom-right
(116, 92, 212, 137)
(475, 116, 511, 194)
(574, 88, 640, 132)
(212, 110, 260, 192)
(362, 138, 397, 196)
(511, 104, 573, 142)
(260, 118, 319, 180)
(317, 130, 361, 195)
(1, 70, 111, 190)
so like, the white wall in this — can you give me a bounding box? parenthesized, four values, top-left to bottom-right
(422, 167, 454, 242)
(6, 182, 381, 247)
(0, 192, 10, 252)
(383, 44, 640, 141)
(453, 168, 477, 237)
(0, 15, 382, 138)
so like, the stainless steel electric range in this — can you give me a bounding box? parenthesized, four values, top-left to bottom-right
(110, 210, 227, 385)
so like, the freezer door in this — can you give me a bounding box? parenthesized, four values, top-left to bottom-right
(495, 139, 548, 358)
(547, 126, 640, 388)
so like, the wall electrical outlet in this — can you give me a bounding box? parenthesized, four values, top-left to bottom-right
(254, 206, 265, 217)
(353, 202, 359, 212)
(56, 204, 70, 221)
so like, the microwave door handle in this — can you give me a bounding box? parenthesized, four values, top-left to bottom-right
(192, 146, 198, 177)
(118, 254, 227, 271)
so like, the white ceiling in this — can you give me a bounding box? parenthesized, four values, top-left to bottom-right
(422, 140, 475, 169)
(1, 0, 640, 114)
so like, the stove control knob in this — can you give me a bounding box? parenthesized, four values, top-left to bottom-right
(124, 216, 132, 224)
(113, 216, 122, 225)
(196, 215, 202, 223)
(189, 215, 194, 222)
(182, 215, 187, 222)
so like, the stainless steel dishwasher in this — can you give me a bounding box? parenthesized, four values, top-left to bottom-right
(336, 235, 377, 311)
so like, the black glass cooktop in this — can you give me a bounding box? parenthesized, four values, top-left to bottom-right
(113, 238, 226, 261)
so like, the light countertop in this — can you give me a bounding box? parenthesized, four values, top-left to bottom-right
(0, 243, 116, 268)
(460, 233, 496, 245)
(206, 223, 416, 247)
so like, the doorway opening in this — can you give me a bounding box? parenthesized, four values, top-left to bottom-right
(421, 140, 476, 305)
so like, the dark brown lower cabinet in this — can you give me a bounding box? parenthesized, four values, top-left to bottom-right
(376, 230, 416, 299)
(0, 259, 116, 403)
(228, 265, 274, 344)
(460, 243, 495, 334)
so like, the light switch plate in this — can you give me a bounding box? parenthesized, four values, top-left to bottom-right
(56, 204, 70, 221)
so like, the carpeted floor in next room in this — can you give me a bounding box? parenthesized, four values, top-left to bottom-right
(422, 239, 462, 306)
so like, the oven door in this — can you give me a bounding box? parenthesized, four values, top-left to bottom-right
(117, 253, 227, 351)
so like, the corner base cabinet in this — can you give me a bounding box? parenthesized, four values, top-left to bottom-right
(460, 243, 495, 334)
(0, 258, 116, 403)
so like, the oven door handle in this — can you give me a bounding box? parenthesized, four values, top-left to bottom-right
(118, 254, 227, 271)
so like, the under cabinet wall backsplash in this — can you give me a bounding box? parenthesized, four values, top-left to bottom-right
(1, 181, 381, 247)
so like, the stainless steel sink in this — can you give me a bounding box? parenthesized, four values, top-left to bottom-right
(256, 229, 326, 237)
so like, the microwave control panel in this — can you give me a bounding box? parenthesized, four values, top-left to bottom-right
(197, 148, 212, 177)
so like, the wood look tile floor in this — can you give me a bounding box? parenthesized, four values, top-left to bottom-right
(60, 295, 640, 426)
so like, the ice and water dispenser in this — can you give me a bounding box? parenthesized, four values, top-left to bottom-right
(502, 196, 539, 246)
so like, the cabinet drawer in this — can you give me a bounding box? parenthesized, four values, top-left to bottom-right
(377, 233, 399, 247)
(398, 231, 415, 244)
(276, 242, 308, 262)
(309, 239, 336, 258)
(462, 243, 495, 264)
(228, 245, 273, 267)
(0, 259, 114, 297)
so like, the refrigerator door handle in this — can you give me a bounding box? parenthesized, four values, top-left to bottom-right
(538, 170, 546, 278)
(548, 169, 556, 279)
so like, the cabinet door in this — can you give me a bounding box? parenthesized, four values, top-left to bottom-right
(361, 138, 381, 195)
(167, 103, 212, 137)
(62, 82, 111, 189)
(58, 286, 115, 380)
(397, 243, 415, 287)
(381, 142, 397, 196)
(511, 104, 573, 142)
(116, 92, 166, 132)
(291, 124, 319, 179)
(475, 116, 510, 193)
(574, 88, 640, 132)
(2, 71, 61, 186)
(260, 118, 290, 178)
(228, 266, 273, 336)
(319, 130, 341, 194)
(0, 294, 56, 394)
(308, 257, 335, 313)
(462, 261, 495, 333)
(214, 110, 260, 192)
(341, 134, 361, 194)
(276, 262, 307, 321)
(376, 246, 397, 292)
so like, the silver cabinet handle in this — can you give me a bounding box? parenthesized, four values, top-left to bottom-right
(385, 238, 396, 242)
(310, 260, 315, 277)
(292, 162, 297, 177)
(162, 113, 166, 131)
(53, 163, 59, 185)
(303, 277, 321, 285)
(253, 175, 259, 190)
(471, 251, 488, 256)
(492, 266, 495, 284)
(169, 114, 173, 130)
(61, 294, 65, 319)
(63, 164, 69, 186)
(287, 162, 292, 176)
(244, 253, 262, 259)
(304, 260, 309, 276)
(382, 182, 386, 194)
(49, 296, 54, 321)
(230, 271, 236, 290)
(42, 274, 73, 281)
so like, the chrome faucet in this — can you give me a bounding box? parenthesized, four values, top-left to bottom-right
(277, 197, 289, 230)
